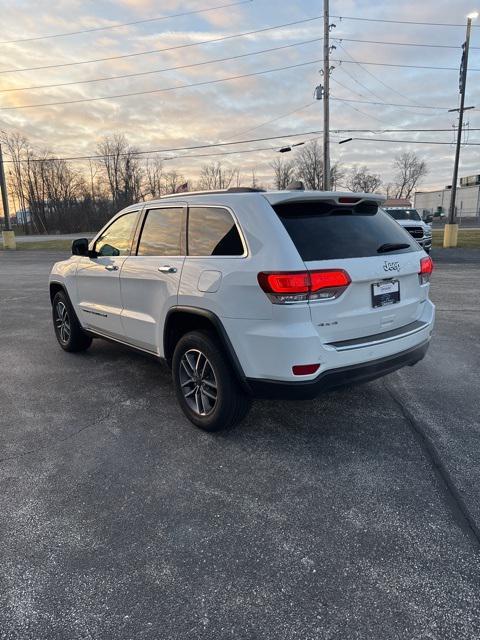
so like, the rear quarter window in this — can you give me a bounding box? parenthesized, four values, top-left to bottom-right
(188, 206, 244, 256)
(273, 200, 417, 261)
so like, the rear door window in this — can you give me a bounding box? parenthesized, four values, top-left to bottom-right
(188, 207, 244, 256)
(273, 200, 417, 261)
(137, 207, 184, 256)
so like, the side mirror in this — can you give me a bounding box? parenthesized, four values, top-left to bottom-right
(72, 238, 89, 256)
(425, 214, 433, 223)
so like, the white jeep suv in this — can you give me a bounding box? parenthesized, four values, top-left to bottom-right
(49, 189, 435, 431)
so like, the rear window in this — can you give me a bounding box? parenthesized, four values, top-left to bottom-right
(273, 200, 417, 261)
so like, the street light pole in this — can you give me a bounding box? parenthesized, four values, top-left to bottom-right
(0, 142, 16, 250)
(322, 0, 331, 191)
(444, 12, 477, 248)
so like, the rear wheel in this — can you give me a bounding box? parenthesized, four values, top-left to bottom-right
(52, 290, 92, 352)
(172, 331, 251, 431)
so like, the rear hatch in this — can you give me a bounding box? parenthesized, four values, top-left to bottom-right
(272, 197, 426, 343)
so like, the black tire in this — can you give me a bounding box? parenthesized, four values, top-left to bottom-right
(172, 331, 251, 431)
(52, 290, 92, 352)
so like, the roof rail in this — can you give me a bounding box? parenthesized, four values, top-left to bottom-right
(159, 187, 266, 198)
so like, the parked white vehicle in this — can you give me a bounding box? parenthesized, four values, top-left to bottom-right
(383, 207, 432, 253)
(49, 188, 435, 431)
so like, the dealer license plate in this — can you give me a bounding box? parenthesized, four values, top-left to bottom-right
(372, 280, 400, 308)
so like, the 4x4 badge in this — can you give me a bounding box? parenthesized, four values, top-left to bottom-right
(383, 261, 400, 272)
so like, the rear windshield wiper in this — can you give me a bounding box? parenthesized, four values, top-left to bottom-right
(377, 243, 410, 253)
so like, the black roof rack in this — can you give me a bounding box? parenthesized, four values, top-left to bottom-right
(159, 187, 266, 198)
(226, 187, 266, 193)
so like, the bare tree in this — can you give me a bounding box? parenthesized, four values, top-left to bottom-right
(393, 152, 428, 199)
(97, 134, 143, 208)
(294, 140, 323, 190)
(330, 163, 345, 190)
(144, 157, 164, 199)
(1, 131, 32, 231)
(197, 161, 237, 190)
(162, 170, 186, 195)
(346, 165, 382, 193)
(271, 157, 295, 189)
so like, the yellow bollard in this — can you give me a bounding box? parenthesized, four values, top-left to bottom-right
(2, 230, 16, 250)
(443, 224, 458, 248)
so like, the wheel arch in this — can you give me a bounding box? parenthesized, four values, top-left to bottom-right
(49, 282, 83, 327)
(49, 281, 67, 304)
(163, 306, 249, 392)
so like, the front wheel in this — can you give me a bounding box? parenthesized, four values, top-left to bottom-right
(52, 291, 92, 352)
(172, 331, 251, 431)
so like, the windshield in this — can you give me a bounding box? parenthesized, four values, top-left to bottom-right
(384, 208, 421, 221)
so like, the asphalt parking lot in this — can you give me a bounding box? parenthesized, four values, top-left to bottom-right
(0, 249, 479, 640)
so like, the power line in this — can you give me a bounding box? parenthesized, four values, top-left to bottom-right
(335, 128, 475, 132)
(330, 78, 392, 125)
(0, 16, 323, 75)
(333, 14, 480, 28)
(0, 0, 254, 44)
(333, 58, 480, 72)
(4, 128, 478, 164)
(331, 96, 451, 111)
(228, 102, 316, 139)
(333, 64, 445, 120)
(335, 36, 479, 51)
(334, 44, 431, 109)
(0, 38, 322, 94)
(334, 63, 385, 102)
(1, 130, 324, 163)
(343, 136, 480, 146)
(0, 59, 322, 111)
(4, 7, 478, 47)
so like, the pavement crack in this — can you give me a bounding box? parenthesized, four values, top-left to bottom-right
(0, 407, 115, 465)
(384, 380, 480, 550)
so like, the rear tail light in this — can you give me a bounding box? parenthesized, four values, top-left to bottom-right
(258, 269, 351, 304)
(419, 256, 434, 284)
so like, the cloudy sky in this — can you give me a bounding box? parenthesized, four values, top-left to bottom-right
(1, 0, 479, 190)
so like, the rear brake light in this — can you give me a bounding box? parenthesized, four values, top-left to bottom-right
(338, 196, 360, 204)
(292, 363, 320, 376)
(419, 256, 433, 284)
(258, 270, 351, 304)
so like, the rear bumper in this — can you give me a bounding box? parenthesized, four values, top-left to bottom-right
(246, 340, 430, 399)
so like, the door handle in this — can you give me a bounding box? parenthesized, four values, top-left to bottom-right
(158, 265, 177, 273)
(104, 264, 119, 271)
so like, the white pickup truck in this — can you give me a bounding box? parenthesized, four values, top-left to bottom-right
(383, 207, 432, 254)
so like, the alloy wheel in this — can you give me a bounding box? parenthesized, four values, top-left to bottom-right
(55, 301, 71, 344)
(179, 349, 218, 416)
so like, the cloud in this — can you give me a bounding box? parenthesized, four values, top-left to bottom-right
(0, 0, 478, 189)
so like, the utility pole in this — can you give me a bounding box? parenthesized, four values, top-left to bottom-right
(444, 11, 478, 248)
(322, 0, 331, 191)
(0, 142, 16, 250)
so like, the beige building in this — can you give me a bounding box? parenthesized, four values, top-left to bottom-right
(414, 175, 480, 219)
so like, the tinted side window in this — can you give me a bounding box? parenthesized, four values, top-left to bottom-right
(188, 207, 244, 256)
(274, 201, 416, 261)
(137, 208, 183, 256)
(95, 211, 138, 256)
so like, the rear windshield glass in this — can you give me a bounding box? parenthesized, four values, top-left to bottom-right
(385, 208, 421, 221)
(273, 200, 417, 261)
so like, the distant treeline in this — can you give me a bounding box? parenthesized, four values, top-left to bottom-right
(1, 132, 427, 234)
